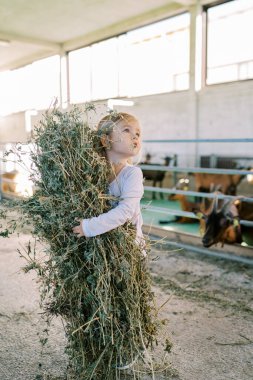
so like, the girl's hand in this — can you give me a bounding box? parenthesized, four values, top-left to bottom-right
(72, 222, 85, 237)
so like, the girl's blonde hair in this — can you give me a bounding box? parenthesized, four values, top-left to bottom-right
(97, 112, 139, 134)
(97, 112, 142, 164)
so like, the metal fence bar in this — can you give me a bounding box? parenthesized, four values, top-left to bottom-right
(143, 205, 197, 218)
(143, 138, 253, 143)
(144, 186, 253, 203)
(140, 164, 253, 175)
(143, 205, 253, 227)
(150, 238, 253, 266)
(241, 220, 253, 227)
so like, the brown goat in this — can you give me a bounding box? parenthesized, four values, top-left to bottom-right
(197, 197, 253, 247)
(169, 178, 213, 223)
(170, 194, 209, 223)
(1, 170, 19, 193)
(194, 173, 245, 196)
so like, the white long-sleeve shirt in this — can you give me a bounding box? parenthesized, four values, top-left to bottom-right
(81, 165, 144, 241)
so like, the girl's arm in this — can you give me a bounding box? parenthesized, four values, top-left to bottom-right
(80, 167, 143, 237)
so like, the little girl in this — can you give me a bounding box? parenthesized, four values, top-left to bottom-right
(73, 112, 149, 371)
(72, 112, 145, 252)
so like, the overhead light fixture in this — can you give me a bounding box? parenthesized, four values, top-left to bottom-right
(0, 39, 10, 47)
(107, 99, 135, 110)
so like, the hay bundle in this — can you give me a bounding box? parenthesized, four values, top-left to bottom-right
(20, 105, 157, 379)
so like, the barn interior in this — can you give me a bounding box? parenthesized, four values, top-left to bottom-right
(1, 0, 252, 250)
(0, 1, 253, 379)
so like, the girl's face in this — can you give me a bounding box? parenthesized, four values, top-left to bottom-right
(109, 119, 141, 159)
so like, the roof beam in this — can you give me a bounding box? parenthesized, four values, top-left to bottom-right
(0, 31, 61, 50)
(174, 0, 195, 5)
(63, 2, 182, 51)
(0, 50, 60, 71)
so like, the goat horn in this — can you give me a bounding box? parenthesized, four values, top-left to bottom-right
(212, 196, 218, 212)
(222, 198, 239, 215)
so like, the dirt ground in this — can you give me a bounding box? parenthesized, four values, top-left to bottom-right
(0, 230, 253, 380)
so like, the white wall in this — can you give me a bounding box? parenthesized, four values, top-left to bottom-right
(198, 80, 253, 156)
(0, 112, 28, 143)
(1, 4, 253, 169)
(117, 90, 196, 166)
(115, 79, 253, 167)
(1, 78, 253, 169)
